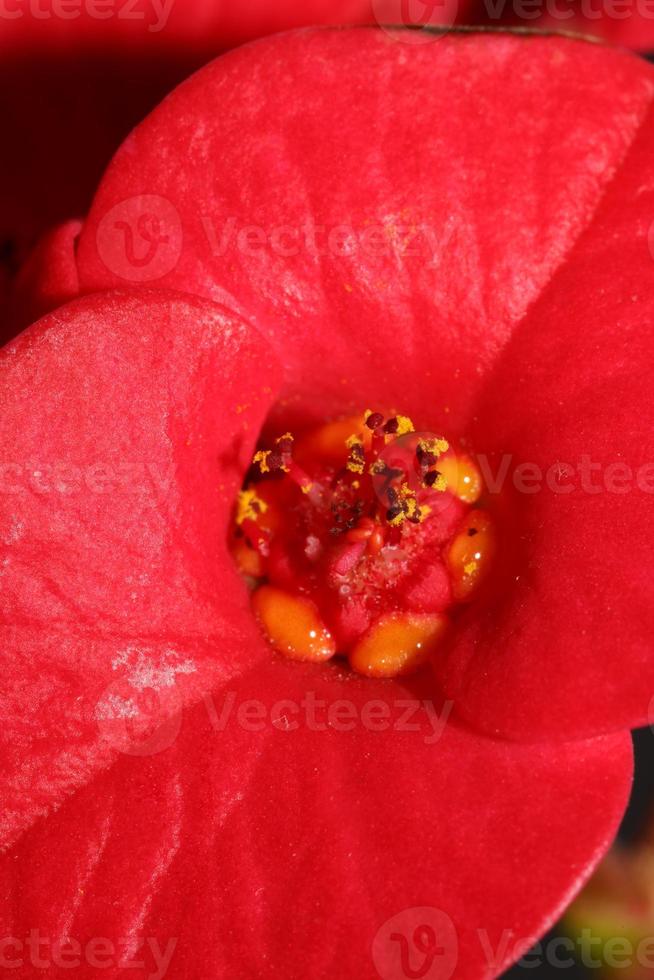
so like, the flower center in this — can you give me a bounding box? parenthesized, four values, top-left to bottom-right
(230, 411, 496, 678)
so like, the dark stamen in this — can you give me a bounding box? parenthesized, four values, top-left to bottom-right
(424, 470, 442, 488)
(366, 412, 384, 431)
(416, 447, 437, 469)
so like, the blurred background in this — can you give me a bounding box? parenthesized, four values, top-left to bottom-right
(2, 0, 653, 301)
(503, 726, 654, 978)
(2, 3, 653, 975)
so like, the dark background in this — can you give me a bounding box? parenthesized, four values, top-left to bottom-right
(503, 726, 654, 977)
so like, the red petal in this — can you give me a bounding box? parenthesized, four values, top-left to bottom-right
(0, 662, 633, 979)
(434, 103, 654, 740)
(0, 289, 280, 847)
(8, 218, 81, 333)
(76, 31, 653, 430)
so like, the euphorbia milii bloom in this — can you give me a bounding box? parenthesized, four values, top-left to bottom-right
(3, 26, 654, 978)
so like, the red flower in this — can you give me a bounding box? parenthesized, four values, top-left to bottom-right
(3, 27, 653, 978)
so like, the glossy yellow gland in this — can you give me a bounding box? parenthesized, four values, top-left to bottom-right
(232, 537, 265, 579)
(438, 452, 482, 504)
(349, 613, 449, 678)
(251, 585, 337, 663)
(446, 510, 495, 602)
(249, 482, 285, 534)
(295, 415, 371, 468)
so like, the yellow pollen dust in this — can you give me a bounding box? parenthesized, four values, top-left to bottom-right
(388, 484, 426, 526)
(394, 414, 415, 436)
(429, 473, 448, 493)
(253, 450, 272, 474)
(236, 488, 268, 525)
(345, 435, 365, 474)
(419, 436, 450, 457)
(369, 459, 387, 476)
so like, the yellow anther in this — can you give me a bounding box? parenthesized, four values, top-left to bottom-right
(394, 414, 415, 435)
(419, 437, 450, 457)
(369, 459, 387, 476)
(346, 435, 365, 474)
(253, 450, 271, 474)
(236, 488, 268, 526)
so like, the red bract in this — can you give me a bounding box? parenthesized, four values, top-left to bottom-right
(73, 27, 654, 738)
(2, 26, 653, 978)
(0, 290, 634, 980)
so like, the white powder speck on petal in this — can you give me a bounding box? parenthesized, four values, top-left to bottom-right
(95, 693, 140, 721)
(111, 646, 197, 691)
